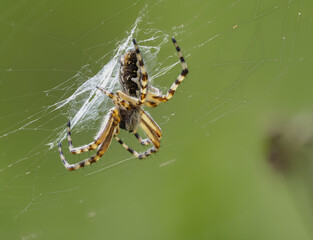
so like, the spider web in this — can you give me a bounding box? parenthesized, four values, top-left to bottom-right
(0, 0, 311, 239)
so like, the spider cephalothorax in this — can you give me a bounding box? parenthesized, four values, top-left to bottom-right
(58, 38, 188, 171)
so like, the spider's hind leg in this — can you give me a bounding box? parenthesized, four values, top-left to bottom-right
(133, 39, 148, 104)
(151, 38, 188, 103)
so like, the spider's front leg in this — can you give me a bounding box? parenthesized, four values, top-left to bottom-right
(58, 108, 120, 171)
(66, 114, 120, 155)
(97, 87, 134, 110)
(66, 121, 101, 154)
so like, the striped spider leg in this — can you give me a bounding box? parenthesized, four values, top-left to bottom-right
(144, 38, 189, 107)
(134, 131, 151, 146)
(58, 107, 120, 171)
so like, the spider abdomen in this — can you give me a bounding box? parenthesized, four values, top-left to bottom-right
(119, 51, 141, 98)
(118, 106, 141, 132)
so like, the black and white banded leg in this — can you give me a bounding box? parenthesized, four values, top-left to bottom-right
(152, 38, 188, 103)
(134, 132, 151, 146)
(114, 135, 158, 159)
(66, 121, 103, 154)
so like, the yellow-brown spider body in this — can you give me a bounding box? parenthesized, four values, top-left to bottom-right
(58, 38, 188, 171)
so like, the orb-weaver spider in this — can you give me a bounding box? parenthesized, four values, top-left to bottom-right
(58, 38, 188, 171)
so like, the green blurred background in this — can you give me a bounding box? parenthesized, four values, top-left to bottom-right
(1, 0, 313, 239)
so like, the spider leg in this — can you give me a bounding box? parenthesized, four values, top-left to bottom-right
(143, 86, 162, 108)
(110, 86, 160, 108)
(140, 110, 161, 144)
(134, 132, 151, 146)
(116, 90, 141, 106)
(58, 108, 120, 171)
(150, 38, 188, 104)
(98, 84, 157, 108)
(97, 87, 131, 110)
(143, 100, 159, 108)
(66, 121, 104, 154)
(115, 110, 162, 159)
(114, 135, 158, 159)
(133, 39, 148, 104)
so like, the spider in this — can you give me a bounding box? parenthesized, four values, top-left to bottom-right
(58, 38, 188, 171)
